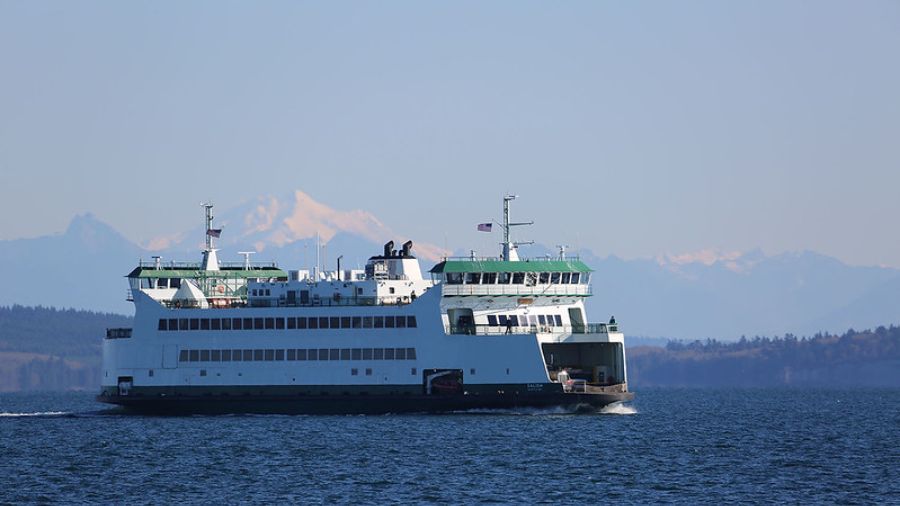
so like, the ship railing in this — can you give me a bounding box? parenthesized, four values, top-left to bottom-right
(440, 255, 581, 262)
(440, 284, 591, 297)
(446, 323, 617, 335)
(137, 260, 279, 269)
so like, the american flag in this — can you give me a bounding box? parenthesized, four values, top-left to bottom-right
(477, 223, 492, 232)
(207, 228, 222, 238)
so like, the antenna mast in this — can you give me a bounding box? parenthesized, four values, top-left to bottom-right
(501, 195, 534, 261)
(201, 202, 215, 250)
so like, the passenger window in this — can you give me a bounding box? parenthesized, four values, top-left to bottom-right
(179, 318, 189, 331)
(554, 315, 563, 326)
(232, 349, 243, 361)
(232, 318, 242, 330)
(243, 349, 253, 361)
(374, 348, 384, 360)
(363, 348, 373, 360)
(363, 317, 374, 328)
(395, 348, 406, 360)
(374, 317, 384, 328)
(275, 318, 285, 330)
(308, 349, 318, 361)
(298, 349, 307, 360)
(352, 317, 362, 329)
(538, 315, 546, 324)
(407, 316, 417, 328)
(189, 350, 199, 362)
(287, 349, 296, 360)
(222, 318, 231, 330)
(297, 317, 308, 329)
(254, 349, 264, 361)
(319, 317, 330, 329)
(384, 348, 395, 360)
(487, 315, 498, 326)
(201, 319, 210, 330)
(329, 349, 340, 361)
(384, 316, 395, 328)
(243, 318, 253, 330)
(179, 350, 189, 362)
(221, 350, 232, 361)
(287, 317, 296, 330)
(169, 318, 178, 330)
(352, 349, 362, 360)
(340, 317, 351, 328)
(340, 349, 351, 360)
(211, 319, 221, 330)
(265, 349, 275, 361)
(319, 349, 329, 360)
(211, 350, 221, 361)
(407, 348, 416, 359)
(396, 316, 406, 328)
(158, 319, 167, 331)
(190, 319, 199, 330)
(254, 318, 265, 330)
(330, 317, 340, 329)
(275, 349, 284, 361)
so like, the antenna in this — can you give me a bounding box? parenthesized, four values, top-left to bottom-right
(237, 251, 256, 270)
(501, 194, 534, 261)
(201, 202, 215, 250)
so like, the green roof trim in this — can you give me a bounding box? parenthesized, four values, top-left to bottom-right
(127, 267, 288, 279)
(430, 259, 592, 274)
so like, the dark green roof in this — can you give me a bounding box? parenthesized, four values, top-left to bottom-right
(430, 259, 592, 274)
(127, 267, 288, 279)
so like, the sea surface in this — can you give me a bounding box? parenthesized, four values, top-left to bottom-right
(1, 388, 897, 504)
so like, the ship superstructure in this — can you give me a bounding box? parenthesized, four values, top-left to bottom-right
(99, 198, 633, 413)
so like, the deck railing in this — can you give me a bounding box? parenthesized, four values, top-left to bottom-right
(446, 322, 618, 335)
(440, 284, 591, 297)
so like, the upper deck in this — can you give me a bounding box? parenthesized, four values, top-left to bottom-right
(430, 257, 593, 297)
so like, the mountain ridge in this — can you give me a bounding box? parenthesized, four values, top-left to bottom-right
(1, 192, 898, 339)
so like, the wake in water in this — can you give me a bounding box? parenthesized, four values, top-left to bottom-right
(0, 411, 73, 418)
(599, 402, 637, 415)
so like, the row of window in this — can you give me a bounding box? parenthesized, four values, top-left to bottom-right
(159, 315, 418, 332)
(445, 272, 585, 285)
(178, 347, 417, 363)
(487, 314, 564, 327)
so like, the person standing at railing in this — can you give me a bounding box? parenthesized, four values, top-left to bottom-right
(505, 319, 513, 335)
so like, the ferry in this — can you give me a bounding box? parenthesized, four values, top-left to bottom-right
(98, 197, 633, 414)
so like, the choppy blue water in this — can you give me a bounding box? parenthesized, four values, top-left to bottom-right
(1, 389, 897, 504)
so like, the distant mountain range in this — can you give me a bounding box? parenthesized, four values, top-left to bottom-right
(1, 190, 898, 340)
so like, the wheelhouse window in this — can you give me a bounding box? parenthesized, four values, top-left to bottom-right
(571, 273, 580, 284)
(498, 272, 511, 284)
(512, 272, 525, 284)
(561, 273, 571, 284)
(446, 273, 463, 285)
(482, 272, 497, 284)
(539, 272, 550, 284)
(550, 273, 561, 284)
(465, 272, 481, 284)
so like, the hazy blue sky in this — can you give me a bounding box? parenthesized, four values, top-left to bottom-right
(1, 1, 898, 266)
